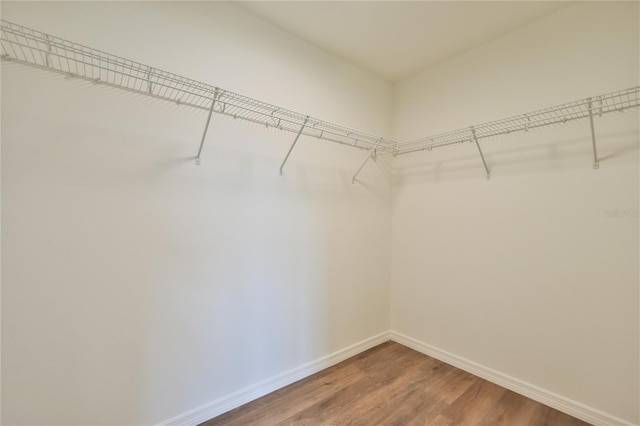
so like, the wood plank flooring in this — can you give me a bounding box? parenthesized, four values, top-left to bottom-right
(201, 341, 591, 426)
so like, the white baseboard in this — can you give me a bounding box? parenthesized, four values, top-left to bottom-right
(156, 330, 391, 426)
(157, 329, 634, 426)
(390, 331, 635, 426)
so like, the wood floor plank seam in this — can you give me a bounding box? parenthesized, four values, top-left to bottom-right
(201, 342, 591, 426)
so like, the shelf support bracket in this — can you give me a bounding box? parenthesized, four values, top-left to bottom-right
(352, 139, 382, 184)
(587, 98, 599, 169)
(195, 89, 219, 165)
(471, 128, 490, 180)
(279, 117, 309, 175)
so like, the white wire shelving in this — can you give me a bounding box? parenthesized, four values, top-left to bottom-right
(0, 19, 396, 177)
(396, 86, 639, 177)
(397, 87, 639, 154)
(2, 19, 639, 180)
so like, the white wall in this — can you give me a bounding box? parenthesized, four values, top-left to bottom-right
(1, 2, 392, 425)
(4, 2, 639, 425)
(391, 2, 639, 424)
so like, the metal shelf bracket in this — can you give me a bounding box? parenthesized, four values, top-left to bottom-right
(352, 139, 382, 184)
(195, 88, 219, 165)
(587, 98, 600, 169)
(471, 128, 490, 180)
(279, 117, 309, 175)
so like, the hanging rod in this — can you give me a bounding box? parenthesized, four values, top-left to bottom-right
(0, 19, 397, 157)
(396, 86, 640, 155)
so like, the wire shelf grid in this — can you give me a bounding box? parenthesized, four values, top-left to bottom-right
(397, 87, 640, 155)
(2, 19, 639, 161)
(0, 19, 397, 155)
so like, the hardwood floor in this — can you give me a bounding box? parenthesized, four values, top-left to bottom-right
(201, 341, 591, 426)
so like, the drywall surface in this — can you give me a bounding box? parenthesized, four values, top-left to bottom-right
(1, 2, 392, 424)
(391, 2, 639, 423)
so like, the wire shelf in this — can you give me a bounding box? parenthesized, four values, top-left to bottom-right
(0, 19, 398, 155)
(1, 18, 639, 163)
(397, 86, 640, 155)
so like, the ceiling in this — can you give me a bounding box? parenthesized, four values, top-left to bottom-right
(237, 1, 571, 83)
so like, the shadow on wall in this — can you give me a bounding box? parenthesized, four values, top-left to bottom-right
(390, 126, 639, 185)
(2, 65, 354, 424)
(124, 127, 342, 423)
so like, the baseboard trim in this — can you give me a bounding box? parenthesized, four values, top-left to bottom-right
(156, 330, 391, 426)
(390, 331, 635, 426)
(157, 329, 634, 426)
